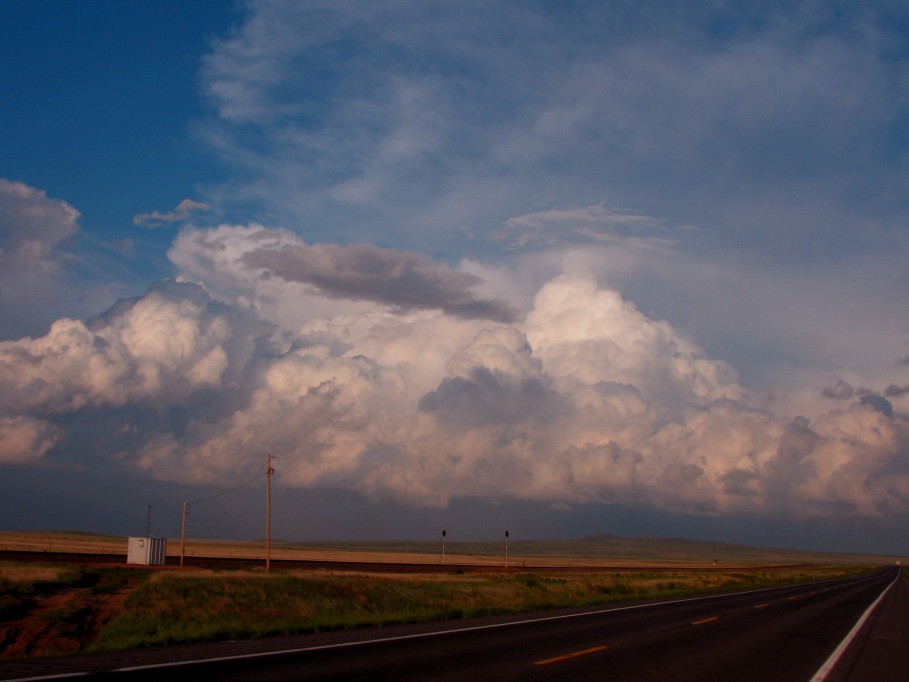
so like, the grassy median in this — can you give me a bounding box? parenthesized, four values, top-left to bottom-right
(92, 565, 866, 652)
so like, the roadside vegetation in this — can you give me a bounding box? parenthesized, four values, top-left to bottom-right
(0, 562, 146, 658)
(0, 563, 98, 621)
(92, 564, 867, 653)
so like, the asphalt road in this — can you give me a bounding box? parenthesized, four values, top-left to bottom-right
(821, 565, 909, 681)
(4, 566, 905, 682)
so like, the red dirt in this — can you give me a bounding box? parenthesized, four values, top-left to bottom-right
(0, 572, 139, 659)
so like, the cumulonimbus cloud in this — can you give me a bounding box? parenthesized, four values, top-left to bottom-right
(2, 255, 907, 520)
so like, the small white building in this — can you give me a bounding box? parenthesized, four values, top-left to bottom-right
(127, 536, 167, 566)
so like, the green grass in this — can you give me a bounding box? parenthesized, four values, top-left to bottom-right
(92, 565, 867, 652)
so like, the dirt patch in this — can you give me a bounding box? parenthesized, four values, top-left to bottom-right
(0, 571, 140, 659)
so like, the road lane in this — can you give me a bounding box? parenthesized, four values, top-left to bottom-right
(2, 568, 899, 682)
(822, 566, 909, 681)
(520, 568, 896, 682)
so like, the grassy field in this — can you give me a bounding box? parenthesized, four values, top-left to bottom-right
(92, 564, 867, 653)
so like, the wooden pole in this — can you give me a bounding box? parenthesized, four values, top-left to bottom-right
(180, 501, 187, 567)
(266, 453, 274, 571)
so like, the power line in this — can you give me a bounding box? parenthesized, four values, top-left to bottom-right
(186, 472, 268, 507)
(179, 467, 274, 567)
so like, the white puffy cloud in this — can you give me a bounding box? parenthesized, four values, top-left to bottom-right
(168, 223, 301, 298)
(0, 179, 79, 270)
(0, 416, 60, 464)
(0, 282, 255, 415)
(0, 280, 269, 465)
(525, 276, 743, 405)
(0, 179, 82, 338)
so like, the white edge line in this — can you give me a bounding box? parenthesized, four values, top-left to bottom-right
(809, 568, 901, 681)
(0, 571, 882, 680)
(1, 674, 89, 681)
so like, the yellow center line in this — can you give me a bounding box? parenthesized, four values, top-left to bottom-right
(691, 616, 719, 625)
(788, 596, 799, 601)
(534, 645, 609, 666)
(754, 603, 769, 609)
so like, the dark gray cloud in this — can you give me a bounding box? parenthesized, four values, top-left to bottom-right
(418, 367, 555, 428)
(885, 384, 909, 398)
(861, 394, 894, 417)
(241, 243, 517, 322)
(822, 381, 898, 416)
(822, 379, 856, 400)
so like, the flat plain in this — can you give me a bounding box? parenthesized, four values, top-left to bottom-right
(0, 530, 901, 661)
(0, 530, 901, 568)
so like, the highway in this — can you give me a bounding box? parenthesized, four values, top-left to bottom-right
(4, 566, 906, 681)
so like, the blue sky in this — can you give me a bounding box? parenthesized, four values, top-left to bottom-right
(0, 1, 234, 301)
(2, 1, 909, 554)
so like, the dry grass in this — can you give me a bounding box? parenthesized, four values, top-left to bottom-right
(0, 532, 126, 556)
(2, 530, 902, 569)
(0, 564, 69, 585)
(4, 530, 905, 569)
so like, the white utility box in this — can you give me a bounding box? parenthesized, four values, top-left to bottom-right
(127, 536, 167, 565)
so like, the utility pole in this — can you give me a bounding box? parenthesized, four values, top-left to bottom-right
(505, 530, 509, 568)
(146, 504, 152, 536)
(266, 453, 275, 571)
(180, 501, 188, 567)
(441, 529, 446, 561)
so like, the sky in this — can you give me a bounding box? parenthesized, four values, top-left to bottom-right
(2, 0, 909, 555)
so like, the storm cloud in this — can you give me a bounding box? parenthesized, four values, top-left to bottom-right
(3, 245, 908, 521)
